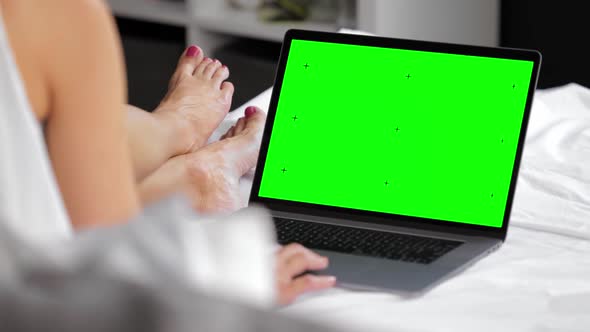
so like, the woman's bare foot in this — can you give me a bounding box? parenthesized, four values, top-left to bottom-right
(154, 45, 234, 153)
(138, 107, 266, 214)
(183, 106, 266, 213)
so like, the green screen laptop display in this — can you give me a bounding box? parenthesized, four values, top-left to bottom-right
(258, 39, 535, 228)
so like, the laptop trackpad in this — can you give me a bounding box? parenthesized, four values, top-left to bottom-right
(315, 249, 453, 294)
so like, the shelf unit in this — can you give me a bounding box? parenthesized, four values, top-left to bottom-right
(193, 7, 338, 42)
(107, 0, 342, 51)
(107, 0, 500, 53)
(107, 0, 189, 26)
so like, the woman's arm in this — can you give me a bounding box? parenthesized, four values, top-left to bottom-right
(43, 0, 140, 228)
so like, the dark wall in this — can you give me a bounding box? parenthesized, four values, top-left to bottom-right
(501, 1, 590, 88)
(115, 18, 280, 112)
(116, 18, 186, 111)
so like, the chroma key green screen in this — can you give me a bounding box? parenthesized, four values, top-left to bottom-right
(258, 39, 534, 228)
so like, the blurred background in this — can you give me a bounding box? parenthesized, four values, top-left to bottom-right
(110, 0, 589, 111)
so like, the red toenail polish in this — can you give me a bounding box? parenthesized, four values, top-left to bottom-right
(186, 46, 199, 57)
(245, 106, 257, 117)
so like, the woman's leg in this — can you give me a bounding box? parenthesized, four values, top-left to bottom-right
(138, 107, 266, 213)
(126, 46, 234, 181)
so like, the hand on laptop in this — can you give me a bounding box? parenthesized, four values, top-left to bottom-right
(275, 243, 336, 305)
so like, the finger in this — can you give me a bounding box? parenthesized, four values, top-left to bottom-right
(278, 243, 322, 260)
(281, 252, 329, 280)
(280, 274, 336, 305)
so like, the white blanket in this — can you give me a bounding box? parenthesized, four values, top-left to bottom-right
(220, 83, 590, 332)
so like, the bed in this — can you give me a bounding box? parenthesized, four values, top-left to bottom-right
(213, 83, 590, 331)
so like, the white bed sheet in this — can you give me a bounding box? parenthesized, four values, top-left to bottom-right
(216, 83, 590, 331)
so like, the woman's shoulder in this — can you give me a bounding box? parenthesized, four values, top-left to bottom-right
(2, 0, 115, 62)
(2, 0, 112, 27)
(1, 0, 119, 121)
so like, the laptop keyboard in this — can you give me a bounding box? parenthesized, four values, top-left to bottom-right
(274, 218, 463, 264)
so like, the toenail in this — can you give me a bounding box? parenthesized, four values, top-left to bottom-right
(245, 106, 257, 117)
(186, 46, 199, 57)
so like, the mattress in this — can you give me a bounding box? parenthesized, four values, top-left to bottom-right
(215, 83, 590, 331)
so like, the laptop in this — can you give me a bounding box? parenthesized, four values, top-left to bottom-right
(249, 29, 541, 295)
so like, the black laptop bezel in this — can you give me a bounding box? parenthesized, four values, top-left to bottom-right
(249, 29, 541, 241)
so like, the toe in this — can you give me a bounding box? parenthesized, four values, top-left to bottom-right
(226, 125, 236, 138)
(174, 45, 204, 78)
(243, 107, 266, 135)
(212, 65, 230, 87)
(234, 117, 247, 134)
(194, 57, 213, 76)
(228, 109, 266, 176)
(220, 81, 235, 105)
(221, 125, 234, 140)
(203, 59, 222, 79)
